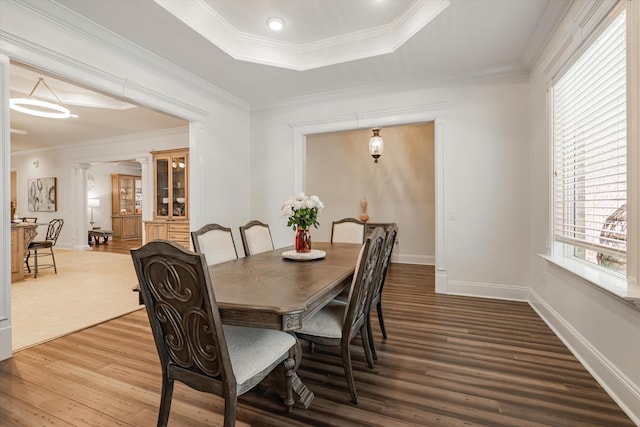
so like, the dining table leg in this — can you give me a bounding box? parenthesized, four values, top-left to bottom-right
(262, 336, 315, 409)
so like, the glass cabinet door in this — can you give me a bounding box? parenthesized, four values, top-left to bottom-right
(154, 153, 188, 219)
(135, 179, 142, 214)
(156, 158, 169, 218)
(171, 155, 187, 218)
(120, 175, 135, 214)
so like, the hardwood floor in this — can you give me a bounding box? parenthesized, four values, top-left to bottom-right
(0, 264, 634, 426)
(88, 237, 142, 255)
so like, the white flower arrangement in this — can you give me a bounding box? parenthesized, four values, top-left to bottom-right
(280, 192, 325, 230)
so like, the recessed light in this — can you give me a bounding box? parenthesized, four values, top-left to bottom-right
(267, 17, 284, 31)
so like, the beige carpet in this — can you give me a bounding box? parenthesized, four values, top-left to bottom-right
(11, 249, 143, 351)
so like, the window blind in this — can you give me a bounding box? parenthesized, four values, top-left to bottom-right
(553, 9, 627, 260)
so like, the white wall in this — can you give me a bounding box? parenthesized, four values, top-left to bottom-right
(250, 76, 531, 298)
(305, 123, 435, 264)
(527, 1, 640, 423)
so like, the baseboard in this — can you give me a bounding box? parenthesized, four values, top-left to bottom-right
(0, 322, 12, 361)
(446, 280, 529, 301)
(392, 254, 435, 265)
(529, 290, 640, 425)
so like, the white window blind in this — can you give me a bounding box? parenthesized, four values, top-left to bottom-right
(553, 8, 627, 266)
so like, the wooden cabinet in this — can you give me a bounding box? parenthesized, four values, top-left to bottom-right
(144, 148, 190, 248)
(111, 174, 142, 240)
(11, 225, 24, 282)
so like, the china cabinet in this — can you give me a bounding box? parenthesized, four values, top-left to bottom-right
(111, 174, 142, 239)
(144, 148, 190, 248)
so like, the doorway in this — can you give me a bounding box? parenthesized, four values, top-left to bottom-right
(7, 62, 187, 352)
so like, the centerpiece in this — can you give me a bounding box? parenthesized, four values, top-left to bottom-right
(280, 192, 324, 253)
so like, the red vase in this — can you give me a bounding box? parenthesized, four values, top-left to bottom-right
(295, 227, 311, 253)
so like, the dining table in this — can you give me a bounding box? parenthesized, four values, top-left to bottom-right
(208, 241, 362, 408)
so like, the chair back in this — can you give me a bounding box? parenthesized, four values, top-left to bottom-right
(45, 219, 64, 244)
(343, 227, 385, 337)
(130, 240, 236, 392)
(191, 223, 238, 266)
(22, 217, 38, 223)
(239, 220, 274, 256)
(370, 223, 398, 304)
(331, 217, 366, 244)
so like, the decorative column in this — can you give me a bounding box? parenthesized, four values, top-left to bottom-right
(72, 163, 90, 250)
(136, 155, 152, 244)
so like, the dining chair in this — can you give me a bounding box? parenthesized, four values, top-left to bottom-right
(330, 217, 366, 244)
(295, 227, 386, 404)
(366, 223, 398, 360)
(191, 223, 238, 266)
(21, 217, 38, 223)
(131, 240, 297, 427)
(239, 220, 274, 256)
(25, 218, 63, 278)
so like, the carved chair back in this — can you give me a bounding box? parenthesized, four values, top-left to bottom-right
(131, 240, 235, 395)
(342, 227, 385, 341)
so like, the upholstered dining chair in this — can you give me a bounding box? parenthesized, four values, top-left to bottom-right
(25, 218, 63, 278)
(330, 217, 366, 244)
(239, 220, 274, 256)
(366, 223, 398, 360)
(191, 223, 238, 266)
(295, 227, 385, 404)
(131, 240, 297, 427)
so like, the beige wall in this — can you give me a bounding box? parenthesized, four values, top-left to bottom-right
(305, 122, 435, 264)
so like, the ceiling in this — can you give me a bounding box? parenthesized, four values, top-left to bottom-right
(9, 0, 571, 153)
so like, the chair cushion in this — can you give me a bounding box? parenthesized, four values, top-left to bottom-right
(223, 325, 296, 388)
(295, 300, 347, 339)
(29, 241, 53, 249)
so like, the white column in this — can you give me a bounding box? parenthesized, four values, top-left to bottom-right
(0, 54, 13, 361)
(73, 163, 91, 250)
(136, 155, 152, 244)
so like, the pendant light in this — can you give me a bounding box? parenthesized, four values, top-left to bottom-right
(369, 128, 384, 163)
(10, 76, 71, 119)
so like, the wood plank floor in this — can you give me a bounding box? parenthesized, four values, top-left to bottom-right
(0, 264, 634, 426)
(88, 237, 142, 255)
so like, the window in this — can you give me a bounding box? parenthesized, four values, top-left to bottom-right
(552, 7, 627, 274)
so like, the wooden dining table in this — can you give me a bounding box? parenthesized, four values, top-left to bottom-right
(207, 241, 362, 408)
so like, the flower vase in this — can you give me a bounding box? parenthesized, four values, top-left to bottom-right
(295, 227, 311, 253)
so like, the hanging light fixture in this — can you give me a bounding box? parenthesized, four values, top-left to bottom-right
(10, 76, 71, 119)
(369, 128, 384, 163)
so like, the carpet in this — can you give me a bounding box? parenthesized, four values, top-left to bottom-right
(11, 249, 143, 351)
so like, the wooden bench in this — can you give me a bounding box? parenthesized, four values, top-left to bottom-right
(88, 229, 114, 245)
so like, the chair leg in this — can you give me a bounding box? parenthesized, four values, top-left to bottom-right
(25, 251, 31, 273)
(342, 341, 358, 404)
(377, 301, 387, 339)
(366, 309, 377, 361)
(360, 325, 374, 370)
(223, 393, 238, 427)
(33, 248, 39, 279)
(157, 376, 174, 427)
(50, 248, 57, 274)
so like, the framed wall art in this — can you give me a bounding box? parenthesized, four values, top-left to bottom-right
(28, 177, 57, 212)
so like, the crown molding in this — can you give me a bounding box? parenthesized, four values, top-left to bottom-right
(251, 62, 529, 113)
(154, 0, 450, 71)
